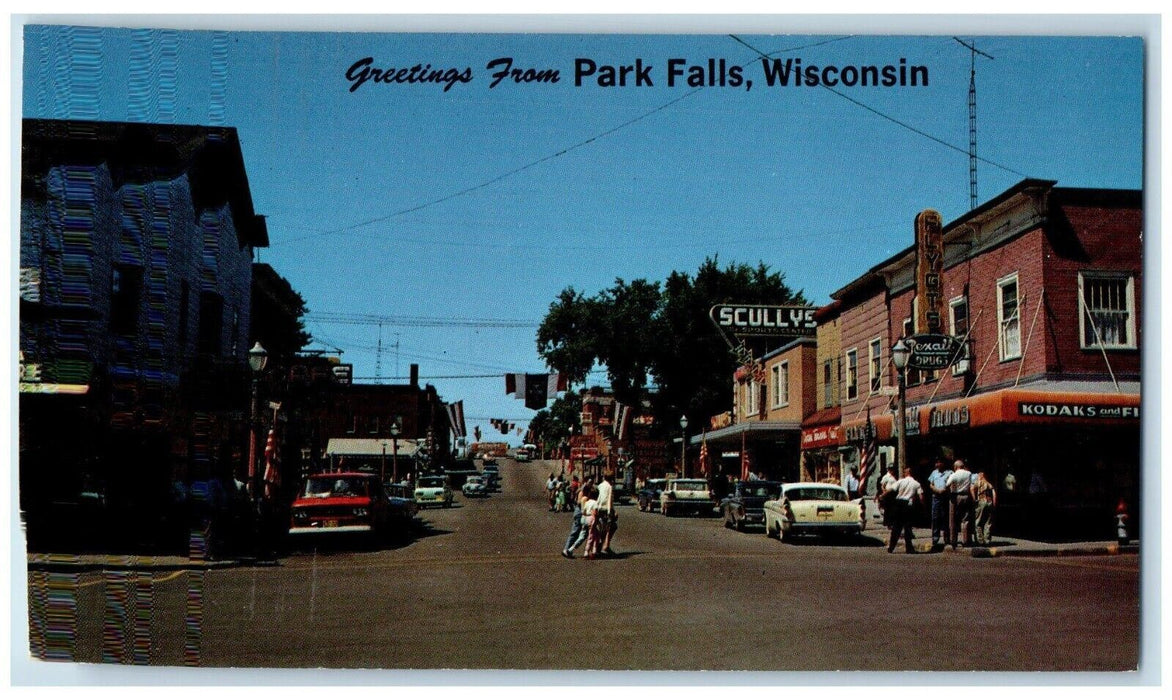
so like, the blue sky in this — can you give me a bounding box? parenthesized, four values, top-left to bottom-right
(19, 26, 1144, 442)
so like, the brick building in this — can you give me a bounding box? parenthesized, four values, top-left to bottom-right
(832, 179, 1141, 539)
(19, 119, 268, 550)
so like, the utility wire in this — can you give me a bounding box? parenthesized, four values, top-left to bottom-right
(728, 35, 1031, 179)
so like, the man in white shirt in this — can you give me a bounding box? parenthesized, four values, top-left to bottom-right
(595, 474, 617, 556)
(886, 466, 924, 554)
(946, 459, 975, 549)
(878, 465, 898, 527)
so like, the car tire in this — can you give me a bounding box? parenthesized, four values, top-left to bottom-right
(735, 517, 745, 533)
(779, 524, 790, 543)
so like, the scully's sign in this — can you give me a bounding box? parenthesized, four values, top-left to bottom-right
(710, 304, 818, 337)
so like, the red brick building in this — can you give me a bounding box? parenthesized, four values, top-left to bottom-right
(833, 180, 1141, 539)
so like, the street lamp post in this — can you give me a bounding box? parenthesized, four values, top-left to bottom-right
(679, 414, 689, 479)
(891, 338, 911, 474)
(246, 341, 269, 503)
(389, 420, 401, 483)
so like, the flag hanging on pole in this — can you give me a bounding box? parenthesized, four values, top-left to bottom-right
(740, 429, 750, 482)
(856, 405, 879, 495)
(262, 428, 280, 498)
(698, 431, 709, 476)
(506, 373, 567, 409)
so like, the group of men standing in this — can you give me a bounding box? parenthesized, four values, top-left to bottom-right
(874, 458, 998, 554)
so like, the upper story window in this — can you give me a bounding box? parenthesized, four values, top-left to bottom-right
(997, 273, 1021, 361)
(868, 338, 883, 392)
(742, 380, 757, 418)
(771, 361, 790, 408)
(822, 359, 834, 408)
(845, 349, 858, 401)
(949, 296, 971, 376)
(1080, 273, 1136, 350)
(902, 318, 922, 386)
(110, 265, 143, 336)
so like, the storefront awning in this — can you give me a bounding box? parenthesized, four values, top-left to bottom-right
(325, 438, 420, 458)
(839, 387, 1140, 445)
(690, 420, 802, 446)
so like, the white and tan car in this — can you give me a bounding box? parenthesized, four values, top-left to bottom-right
(659, 478, 714, 517)
(414, 475, 453, 508)
(764, 482, 862, 542)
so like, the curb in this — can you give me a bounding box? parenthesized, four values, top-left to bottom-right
(970, 543, 1139, 558)
(25, 555, 254, 573)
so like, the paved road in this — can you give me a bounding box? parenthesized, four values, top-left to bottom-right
(26, 459, 1140, 671)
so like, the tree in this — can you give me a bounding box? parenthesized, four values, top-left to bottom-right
(527, 393, 583, 456)
(536, 256, 806, 435)
(250, 264, 311, 364)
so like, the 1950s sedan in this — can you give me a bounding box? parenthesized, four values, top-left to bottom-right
(763, 482, 862, 542)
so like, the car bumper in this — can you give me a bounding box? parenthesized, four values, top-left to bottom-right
(289, 524, 373, 535)
(784, 521, 861, 537)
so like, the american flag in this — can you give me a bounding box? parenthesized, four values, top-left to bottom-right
(262, 428, 280, 498)
(698, 433, 709, 475)
(856, 407, 878, 495)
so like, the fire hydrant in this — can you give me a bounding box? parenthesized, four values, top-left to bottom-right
(1115, 498, 1130, 546)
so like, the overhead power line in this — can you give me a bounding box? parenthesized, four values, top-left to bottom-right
(306, 311, 539, 329)
(729, 35, 1030, 181)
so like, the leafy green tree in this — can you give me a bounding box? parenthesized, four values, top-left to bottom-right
(536, 256, 806, 435)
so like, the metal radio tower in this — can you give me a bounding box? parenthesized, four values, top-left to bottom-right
(954, 37, 994, 210)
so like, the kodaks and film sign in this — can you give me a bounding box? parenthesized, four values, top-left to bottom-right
(709, 304, 818, 337)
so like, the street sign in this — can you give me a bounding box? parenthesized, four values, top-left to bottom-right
(709, 304, 818, 337)
(905, 334, 964, 370)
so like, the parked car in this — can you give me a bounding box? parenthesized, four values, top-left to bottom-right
(481, 464, 501, 491)
(660, 478, 714, 517)
(763, 482, 862, 542)
(414, 475, 454, 508)
(443, 459, 479, 488)
(384, 482, 421, 532)
(482, 455, 499, 466)
(720, 480, 783, 531)
(462, 475, 489, 498)
(637, 479, 668, 512)
(289, 472, 391, 541)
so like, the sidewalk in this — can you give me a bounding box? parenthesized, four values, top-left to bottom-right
(884, 526, 1140, 557)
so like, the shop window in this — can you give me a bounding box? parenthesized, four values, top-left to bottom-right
(368, 415, 380, 434)
(868, 338, 883, 392)
(997, 273, 1021, 361)
(1079, 273, 1136, 350)
(845, 349, 858, 401)
(772, 362, 789, 408)
(110, 265, 143, 336)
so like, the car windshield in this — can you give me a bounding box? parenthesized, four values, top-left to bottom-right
(303, 477, 369, 498)
(741, 482, 781, 498)
(418, 477, 446, 488)
(674, 480, 708, 491)
(646, 480, 666, 489)
(786, 487, 848, 502)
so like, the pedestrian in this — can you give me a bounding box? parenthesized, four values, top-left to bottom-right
(878, 465, 898, 528)
(947, 459, 975, 549)
(596, 472, 617, 556)
(554, 483, 567, 512)
(972, 470, 998, 545)
(886, 465, 923, 553)
(579, 485, 600, 558)
(562, 480, 593, 558)
(546, 473, 557, 511)
(927, 458, 953, 547)
(845, 466, 861, 500)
